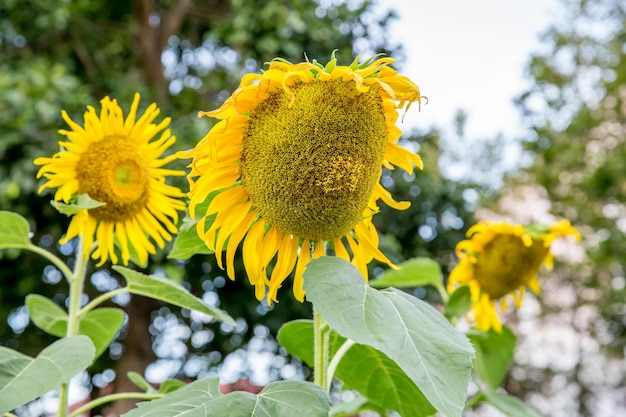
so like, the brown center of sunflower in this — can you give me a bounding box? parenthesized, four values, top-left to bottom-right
(240, 80, 388, 241)
(474, 234, 549, 299)
(76, 136, 149, 221)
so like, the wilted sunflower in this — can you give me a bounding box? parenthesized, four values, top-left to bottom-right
(447, 219, 580, 332)
(183, 54, 423, 303)
(35, 93, 186, 266)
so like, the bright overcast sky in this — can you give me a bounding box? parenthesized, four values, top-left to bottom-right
(386, 0, 560, 139)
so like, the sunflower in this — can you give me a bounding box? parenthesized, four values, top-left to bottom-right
(182, 54, 423, 303)
(447, 219, 581, 332)
(35, 93, 186, 266)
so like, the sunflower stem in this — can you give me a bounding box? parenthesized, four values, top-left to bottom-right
(57, 235, 88, 417)
(464, 391, 486, 409)
(68, 392, 163, 417)
(313, 308, 330, 391)
(326, 339, 355, 391)
(78, 287, 129, 318)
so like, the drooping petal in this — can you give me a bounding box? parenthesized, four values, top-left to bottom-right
(184, 54, 423, 302)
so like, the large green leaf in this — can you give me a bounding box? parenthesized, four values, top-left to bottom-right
(444, 286, 472, 321)
(168, 224, 213, 260)
(26, 295, 125, 358)
(0, 336, 95, 413)
(468, 327, 516, 389)
(481, 389, 544, 417)
(303, 257, 474, 417)
(278, 320, 436, 417)
(123, 377, 221, 417)
(122, 377, 330, 417)
(79, 308, 126, 358)
(0, 211, 31, 249)
(369, 257, 444, 290)
(25, 294, 68, 337)
(113, 266, 235, 325)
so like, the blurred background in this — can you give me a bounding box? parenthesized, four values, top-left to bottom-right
(0, 0, 624, 416)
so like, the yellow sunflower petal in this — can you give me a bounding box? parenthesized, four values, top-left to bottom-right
(267, 234, 300, 304)
(293, 239, 312, 302)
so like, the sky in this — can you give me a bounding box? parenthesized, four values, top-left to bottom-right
(386, 0, 560, 139)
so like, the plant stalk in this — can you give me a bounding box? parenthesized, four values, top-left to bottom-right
(326, 339, 355, 391)
(68, 392, 163, 417)
(313, 308, 330, 390)
(78, 287, 128, 318)
(57, 235, 88, 417)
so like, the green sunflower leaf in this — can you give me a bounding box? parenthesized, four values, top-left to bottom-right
(0, 211, 31, 249)
(122, 377, 220, 417)
(467, 326, 517, 390)
(303, 257, 475, 417)
(78, 308, 126, 358)
(168, 191, 217, 260)
(276, 320, 320, 366)
(127, 372, 157, 393)
(25, 294, 68, 337)
(168, 224, 213, 260)
(54, 193, 105, 216)
(26, 295, 126, 358)
(278, 320, 436, 417)
(369, 257, 446, 299)
(113, 266, 235, 325)
(158, 378, 187, 394)
(121, 377, 330, 417)
(481, 388, 544, 417)
(0, 336, 95, 414)
(444, 285, 472, 320)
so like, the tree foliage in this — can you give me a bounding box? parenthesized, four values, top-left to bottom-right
(508, 0, 626, 415)
(517, 0, 626, 350)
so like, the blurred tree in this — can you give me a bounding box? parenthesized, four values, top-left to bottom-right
(502, 0, 626, 415)
(376, 127, 477, 276)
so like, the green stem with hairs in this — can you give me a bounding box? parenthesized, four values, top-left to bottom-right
(57, 235, 88, 417)
(313, 308, 330, 390)
(68, 392, 164, 417)
(326, 339, 355, 391)
(78, 287, 128, 318)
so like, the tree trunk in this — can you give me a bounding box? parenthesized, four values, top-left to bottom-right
(132, 0, 192, 105)
(105, 296, 160, 417)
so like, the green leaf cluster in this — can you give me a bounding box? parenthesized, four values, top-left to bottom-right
(121, 377, 329, 417)
(284, 257, 474, 417)
(0, 211, 236, 414)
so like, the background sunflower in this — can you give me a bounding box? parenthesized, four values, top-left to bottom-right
(35, 93, 186, 266)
